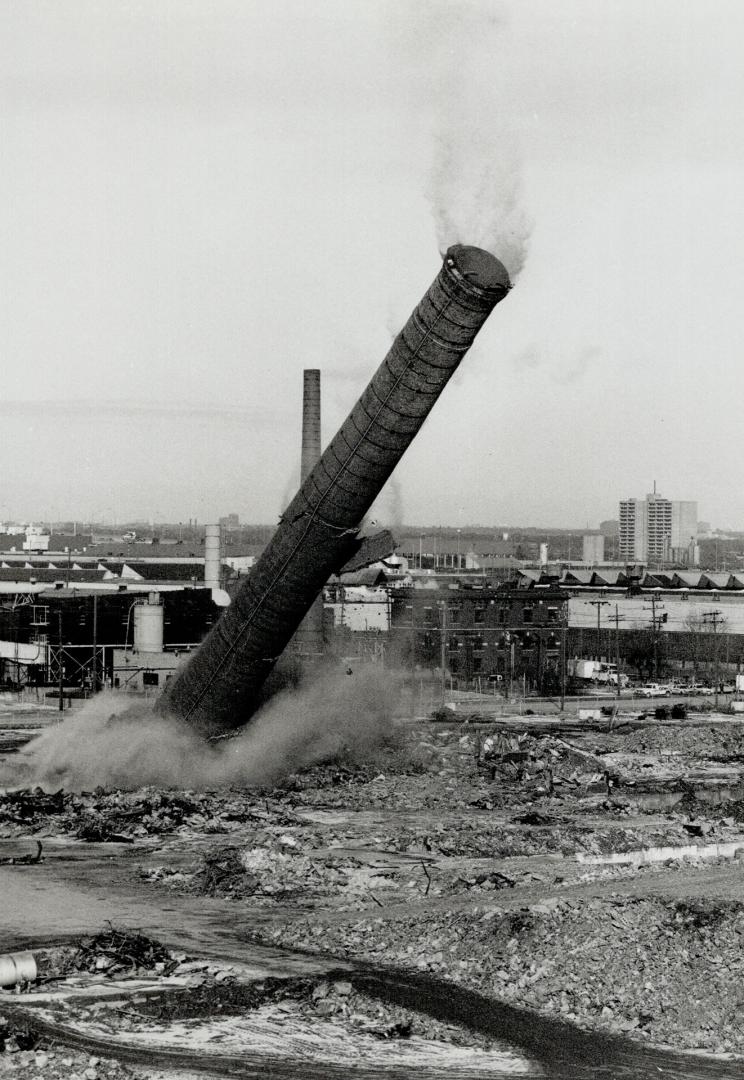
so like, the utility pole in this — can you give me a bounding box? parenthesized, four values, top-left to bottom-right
(560, 617, 567, 712)
(439, 601, 447, 707)
(612, 604, 627, 701)
(644, 593, 665, 681)
(588, 600, 609, 660)
(57, 610, 64, 713)
(703, 609, 723, 709)
(92, 594, 99, 692)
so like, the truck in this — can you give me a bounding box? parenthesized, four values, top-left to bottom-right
(568, 659, 629, 688)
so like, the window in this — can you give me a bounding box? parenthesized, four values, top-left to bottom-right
(547, 606, 559, 623)
(473, 656, 482, 673)
(142, 672, 160, 687)
(449, 606, 461, 625)
(423, 606, 433, 626)
(30, 606, 49, 627)
(498, 606, 509, 624)
(523, 605, 534, 624)
(449, 636, 460, 651)
(474, 605, 485, 624)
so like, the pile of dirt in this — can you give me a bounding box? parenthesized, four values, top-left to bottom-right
(147, 842, 406, 905)
(613, 724, 744, 759)
(121, 972, 497, 1049)
(0, 1026, 139, 1080)
(257, 894, 744, 1054)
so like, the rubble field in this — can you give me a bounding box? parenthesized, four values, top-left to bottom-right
(5, 711, 744, 1073)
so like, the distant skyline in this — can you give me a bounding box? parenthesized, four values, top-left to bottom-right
(3, 2, 744, 528)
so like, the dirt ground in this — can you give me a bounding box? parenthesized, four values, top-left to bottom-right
(3, 700, 744, 1077)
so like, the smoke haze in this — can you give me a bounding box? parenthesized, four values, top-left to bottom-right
(396, 0, 531, 277)
(6, 666, 402, 793)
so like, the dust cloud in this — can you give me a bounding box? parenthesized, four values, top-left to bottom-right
(8, 665, 403, 793)
(364, 474, 404, 534)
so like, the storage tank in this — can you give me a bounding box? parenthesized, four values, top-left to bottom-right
(133, 594, 164, 653)
(204, 524, 222, 590)
(162, 244, 512, 736)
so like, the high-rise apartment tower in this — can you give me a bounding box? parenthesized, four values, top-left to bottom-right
(619, 490, 697, 565)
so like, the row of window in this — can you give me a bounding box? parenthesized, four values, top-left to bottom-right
(419, 630, 560, 652)
(407, 604, 562, 627)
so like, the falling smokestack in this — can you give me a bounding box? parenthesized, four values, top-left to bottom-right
(293, 369, 325, 656)
(204, 524, 222, 590)
(162, 245, 511, 736)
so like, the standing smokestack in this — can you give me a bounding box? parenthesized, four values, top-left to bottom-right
(162, 245, 511, 736)
(204, 524, 221, 590)
(293, 370, 325, 656)
(301, 370, 321, 483)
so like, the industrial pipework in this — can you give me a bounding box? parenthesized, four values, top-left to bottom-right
(162, 244, 511, 736)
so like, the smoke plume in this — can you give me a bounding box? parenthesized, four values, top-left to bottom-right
(6, 665, 402, 793)
(402, 0, 531, 277)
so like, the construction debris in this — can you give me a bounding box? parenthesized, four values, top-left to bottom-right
(5, 712, 744, 1066)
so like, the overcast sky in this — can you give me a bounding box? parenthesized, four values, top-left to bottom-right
(2, 0, 744, 529)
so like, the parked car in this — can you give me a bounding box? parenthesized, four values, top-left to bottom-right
(637, 684, 669, 698)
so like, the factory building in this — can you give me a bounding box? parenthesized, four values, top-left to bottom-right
(387, 583, 567, 695)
